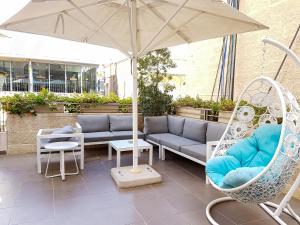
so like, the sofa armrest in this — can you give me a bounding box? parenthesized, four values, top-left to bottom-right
(75, 122, 82, 132)
(206, 141, 220, 162)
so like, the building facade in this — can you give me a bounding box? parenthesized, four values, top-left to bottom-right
(0, 57, 104, 94)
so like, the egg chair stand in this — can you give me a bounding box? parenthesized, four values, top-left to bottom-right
(206, 38, 300, 225)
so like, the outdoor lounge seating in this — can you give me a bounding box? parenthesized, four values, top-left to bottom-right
(144, 115, 227, 166)
(76, 114, 145, 146)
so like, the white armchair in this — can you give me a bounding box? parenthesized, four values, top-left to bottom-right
(36, 127, 84, 174)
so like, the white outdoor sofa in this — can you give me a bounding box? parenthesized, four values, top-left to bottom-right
(36, 126, 84, 174)
(144, 115, 227, 167)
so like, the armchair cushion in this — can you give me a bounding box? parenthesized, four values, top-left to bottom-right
(110, 115, 132, 131)
(78, 115, 109, 133)
(182, 118, 207, 143)
(168, 116, 185, 136)
(144, 116, 168, 134)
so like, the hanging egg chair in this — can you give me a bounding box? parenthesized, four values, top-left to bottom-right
(205, 38, 300, 225)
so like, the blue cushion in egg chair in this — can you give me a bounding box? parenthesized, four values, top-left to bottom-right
(206, 124, 281, 188)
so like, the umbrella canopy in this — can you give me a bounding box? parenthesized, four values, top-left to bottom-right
(1, 0, 267, 56)
(0, 0, 267, 172)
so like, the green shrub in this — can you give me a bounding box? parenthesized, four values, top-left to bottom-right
(0, 89, 132, 116)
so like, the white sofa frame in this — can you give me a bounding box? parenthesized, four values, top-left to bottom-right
(36, 127, 84, 174)
(146, 138, 219, 183)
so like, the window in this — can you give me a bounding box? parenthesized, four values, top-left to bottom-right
(66, 65, 81, 93)
(82, 66, 97, 92)
(49, 64, 65, 93)
(32, 62, 49, 92)
(11, 61, 29, 91)
(0, 60, 10, 91)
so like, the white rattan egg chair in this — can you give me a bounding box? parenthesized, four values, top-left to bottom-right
(206, 38, 300, 225)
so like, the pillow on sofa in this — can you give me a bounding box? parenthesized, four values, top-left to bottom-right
(78, 115, 109, 133)
(182, 118, 207, 143)
(49, 125, 75, 143)
(168, 116, 185, 136)
(144, 116, 168, 134)
(110, 115, 132, 131)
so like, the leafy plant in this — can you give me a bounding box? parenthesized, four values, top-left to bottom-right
(0, 89, 133, 116)
(138, 48, 176, 116)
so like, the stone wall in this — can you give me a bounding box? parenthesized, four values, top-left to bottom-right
(6, 113, 143, 154)
(235, 0, 300, 98)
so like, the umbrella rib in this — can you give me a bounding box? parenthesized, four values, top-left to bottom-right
(139, 0, 190, 43)
(85, 0, 127, 43)
(2, 0, 112, 28)
(138, 0, 190, 56)
(161, 0, 265, 28)
(67, 0, 130, 57)
(148, 11, 202, 52)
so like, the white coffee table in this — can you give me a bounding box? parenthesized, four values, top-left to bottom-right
(44, 141, 79, 180)
(108, 139, 153, 168)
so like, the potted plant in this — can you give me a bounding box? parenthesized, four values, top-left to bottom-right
(218, 98, 236, 123)
(174, 96, 208, 120)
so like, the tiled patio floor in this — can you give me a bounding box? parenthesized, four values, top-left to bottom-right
(0, 147, 300, 225)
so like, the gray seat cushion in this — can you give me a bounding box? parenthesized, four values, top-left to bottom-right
(110, 131, 145, 140)
(206, 122, 227, 142)
(159, 133, 200, 151)
(144, 116, 168, 134)
(146, 133, 170, 144)
(168, 116, 185, 136)
(109, 115, 132, 131)
(78, 115, 109, 133)
(182, 118, 207, 143)
(180, 144, 207, 162)
(84, 132, 111, 143)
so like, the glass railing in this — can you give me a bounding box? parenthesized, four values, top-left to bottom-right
(0, 80, 97, 93)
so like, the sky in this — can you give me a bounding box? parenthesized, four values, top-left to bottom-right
(0, 0, 126, 65)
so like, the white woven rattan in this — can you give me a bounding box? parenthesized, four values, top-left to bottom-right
(209, 76, 300, 204)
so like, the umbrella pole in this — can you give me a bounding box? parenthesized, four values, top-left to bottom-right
(130, 0, 141, 173)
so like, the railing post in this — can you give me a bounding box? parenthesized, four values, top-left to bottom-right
(9, 61, 12, 91)
(28, 60, 33, 92)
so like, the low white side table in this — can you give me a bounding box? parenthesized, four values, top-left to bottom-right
(44, 141, 79, 181)
(108, 139, 153, 168)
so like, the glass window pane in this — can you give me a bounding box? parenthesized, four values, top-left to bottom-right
(32, 62, 49, 92)
(0, 60, 10, 91)
(11, 61, 29, 92)
(66, 65, 81, 93)
(50, 64, 65, 93)
(82, 66, 97, 92)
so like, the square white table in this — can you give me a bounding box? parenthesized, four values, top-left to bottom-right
(108, 139, 153, 168)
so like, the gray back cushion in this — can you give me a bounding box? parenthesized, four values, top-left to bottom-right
(49, 125, 74, 143)
(168, 116, 185, 136)
(182, 118, 207, 143)
(110, 115, 132, 131)
(78, 115, 109, 133)
(144, 116, 168, 134)
(206, 122, 227, 142)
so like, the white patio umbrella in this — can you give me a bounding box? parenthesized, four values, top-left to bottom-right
(1, 0, 267, 186)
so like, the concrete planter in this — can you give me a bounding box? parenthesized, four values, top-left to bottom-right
(80, 103, 132, 113)
(0, 131, 7, 152)
(218, 111, 233, 123)
(175, 106, 207, 120)
(6, 112, 142, 154)
(35, 104, 64, 113)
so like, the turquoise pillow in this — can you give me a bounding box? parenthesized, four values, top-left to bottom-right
(206, 155, 241, 187)
(222, 166, 264, 188)
(206, 124, 281, 188)
(226, 124, 281, 167)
